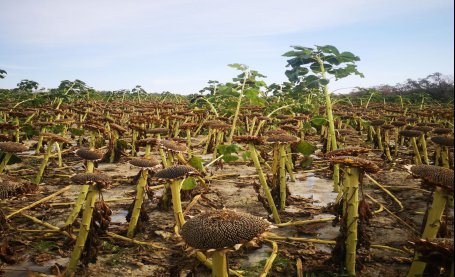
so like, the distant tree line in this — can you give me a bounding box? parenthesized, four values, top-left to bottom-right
(348, 72, 454, 102)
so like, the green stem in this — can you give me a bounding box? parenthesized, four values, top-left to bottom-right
(411, 137, 422, 165)
(434, 146, 441, 166)
(56, 142, 63, 168)
(419, 134, 429, 165)
(384, 130, 392, 162)
(170, 179, 185, 232)
(127, 170, 149, 238)
(0, 152, 12, 174)
(131, 130, 137, 156)
(317, 58, 339, 192)
(90, 132, 96, 149)
(203, 129, 213, 155)
(407, 188, 448, 276)
(344, 167, 360, 277)
(211, 251, 228, 277)
(285, 153, 295, 182)
(394, 128, 400, 158)
(157, 134, 169, 168)
(35, 142, 53, 185)
(186, 129, 192, 157)
(145, 145, 151, 158)
(35, 128, 46, 154)
(376, 127, 383, 151)
(86, 161, 94, 173)
(109, 132, 118, 163)
(254, 120, 266, 136)
(65, 186, 97, 276)
(64, 185, 89, 227)
(227, 71, 248, 145)
(279, 145, 287, 210)
(249, 144, 281, 224)
(441, 146, 450, 168)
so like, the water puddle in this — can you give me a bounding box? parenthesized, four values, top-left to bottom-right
(111, 209, 128, 224)
(4, 257, 68, 277)
(239, 245, 272, 269)
(288, 173, 337, 207)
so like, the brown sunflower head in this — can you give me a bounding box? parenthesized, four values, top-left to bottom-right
(180, 209, 270, 250)
(153, 165, 200, 181)
(70, 173, 112, 189)
(75, 148, 104, 161)
(410, 165, 453, 192)
(129, 157, 160, 168)
(329, 156, 380, 173)
(233, 135, 265, 145)
(325, 147, 371, 158)
(0, 142, 29, 153)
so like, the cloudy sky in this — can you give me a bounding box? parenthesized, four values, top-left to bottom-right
(0, 0, 453, 94)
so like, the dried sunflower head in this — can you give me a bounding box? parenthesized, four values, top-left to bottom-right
(71, 173, 112, 190)
(153, 165, 200, 182)
(180, 209, 270, 251)
(75, 148, 104, 161)
(410, 165, 453, 192)
(329, 156, 379, 173)
(0, 142, 29, 153)
(129, 157, 159, 168)
(233, 135, 265, 145)
(325, 147, 371, 158)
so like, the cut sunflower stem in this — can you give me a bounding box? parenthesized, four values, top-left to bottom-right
(259, 239, 278, 277)
(6, 185, 72, 219)
(365, 173, 404, 211)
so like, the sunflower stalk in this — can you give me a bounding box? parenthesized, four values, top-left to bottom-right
(127, 169, 149, 238)
(249, 144, 281, 223)
(65, 185, 98, 276)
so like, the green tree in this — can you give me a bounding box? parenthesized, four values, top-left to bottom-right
(283, 45, 364, 191)
(16, 79, 39, 92)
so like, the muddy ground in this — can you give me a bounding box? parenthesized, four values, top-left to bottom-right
(0, 133, 453, 277)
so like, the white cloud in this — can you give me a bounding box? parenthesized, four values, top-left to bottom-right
(0, 0, 451, 46)
(0, 0, 452, 93)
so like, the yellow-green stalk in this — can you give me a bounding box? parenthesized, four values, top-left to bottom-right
(170, 179, 185, 232)
(407, 187, 449, 276)
(127, 169, 149, 238)
(376, 127, 384, 151)
(441, 146, 450, 168)
(344, 167, 360, 276)
(35, 127, 46, 154)
(65, 185, 97, 276)
(0, 153, 12, 174)
(279, 145, 287, 210)
(384, 129, 392, 162)
(212, 251, 228, 277)
(186, 129, 192, 157)
(34, 142, 54, 185)
(249, 144, 281, 223)
(419, 133, 429, 165)
(411, 137, 422, 165)
(203, 129, 213, 155)
(109, 131, 119, 163)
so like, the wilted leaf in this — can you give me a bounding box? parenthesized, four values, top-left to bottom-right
(221, 155, 239, 163)
(300, 156, 314, 168)
(49, 125, 64, 134)
(188, 155, 204, 172)
(295, 140, 316, 156)
(0, 152, 22, 165)
(310, 116, 327, 127)
(242, 150, 252, 161)
(181, 177, 197, 190)
(69, 127, 84, 136)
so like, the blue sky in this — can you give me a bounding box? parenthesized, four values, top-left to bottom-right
(0, 0, 453, 94)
